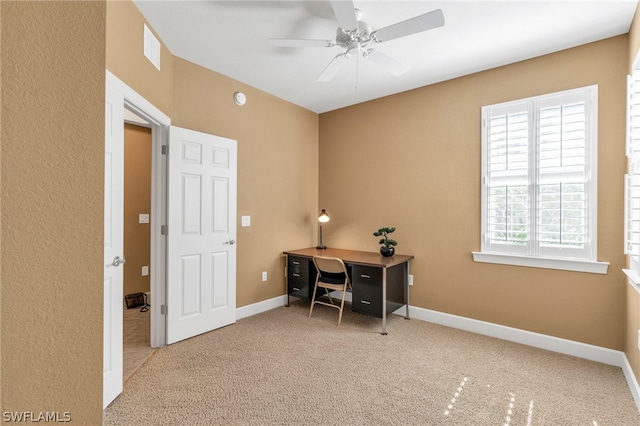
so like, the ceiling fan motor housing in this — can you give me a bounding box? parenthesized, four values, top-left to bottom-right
(336, 20, 373, 49)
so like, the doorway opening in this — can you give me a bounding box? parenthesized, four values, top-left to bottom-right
(122, 120, 154, 380)
(121, 99, 168, 350)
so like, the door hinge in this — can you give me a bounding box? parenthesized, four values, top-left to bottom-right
(161, 145, 168, 155)
(161, 225, 168, 235)
(160, 304, 167, 315)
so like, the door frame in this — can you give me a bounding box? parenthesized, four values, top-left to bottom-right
(106, 70, 170, 348)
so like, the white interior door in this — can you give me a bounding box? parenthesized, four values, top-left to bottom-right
(167, 126, 237, 344)
(103, 81, 125, 408)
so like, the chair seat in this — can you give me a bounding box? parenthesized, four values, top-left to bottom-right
(317, 282, 346, 292)
(309, 256, 352, 326)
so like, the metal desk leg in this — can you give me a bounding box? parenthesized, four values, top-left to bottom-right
(285, 256, 290, 307)
(405, 262, 410, 320)
(381, 267, 388, 335)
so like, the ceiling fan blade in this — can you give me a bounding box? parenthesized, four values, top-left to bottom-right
(365, 50, 409, 76)
(330, 0, 358, 31)
(317, 53, 349, 82)
(269, 38, 334, 48)
(373, 9, 444, 43)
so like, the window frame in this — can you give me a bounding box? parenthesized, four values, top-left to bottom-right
(472, 85, 609, 274)
(624, 60, 640, 286)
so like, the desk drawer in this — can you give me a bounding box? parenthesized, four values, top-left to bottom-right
(287, 256, 314, 299)
(351, 265, 382, 317)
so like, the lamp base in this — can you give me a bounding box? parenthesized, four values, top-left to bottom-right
(316, 245, 327, 249)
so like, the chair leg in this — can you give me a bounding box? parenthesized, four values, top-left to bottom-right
(336, 282, 351, 326)
(309, 283, 319, 318)
(337, 295, 347, 326)
(324, 288, 334, 305)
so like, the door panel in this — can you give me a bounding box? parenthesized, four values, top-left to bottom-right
(103, 82, 124, 408)
(167, 126, 237, 344)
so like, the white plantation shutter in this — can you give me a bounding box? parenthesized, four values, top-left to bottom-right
(627, 73, 640, 158)
(625, 174, 640, 262)
(485, 102, 530, 254)
(481, 86, 597, 262)
(625, 70, 640, 276)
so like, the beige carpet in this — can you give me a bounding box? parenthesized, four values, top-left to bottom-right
(123, 306, 155, 382)
(104, 300, 640, 425)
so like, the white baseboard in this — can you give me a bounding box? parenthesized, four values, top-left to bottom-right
(394, 305, 624, 366)
(236, 295, 288, 320)
(392, 305, 640, 413)
(622, 353, 640, 411)
(236, 297, 640, 413)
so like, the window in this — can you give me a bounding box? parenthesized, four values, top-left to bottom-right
(473, 86, 608, 274)
(624, 67, 640, 284)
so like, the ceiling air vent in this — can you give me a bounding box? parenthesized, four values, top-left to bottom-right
(143, 24, 161, 71)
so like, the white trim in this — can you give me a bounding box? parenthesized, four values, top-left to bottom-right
(624, 269, 640, 295)
(393, 304, 623, 365)
(106, 70, 170, 349)
(236, 295, 288, 320)
(472, 251, 609, 274)
(622, 354, 640, 412)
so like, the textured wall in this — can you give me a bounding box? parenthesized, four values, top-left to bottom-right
(1, 1, 105, 423)
(320, 36, 628, 351)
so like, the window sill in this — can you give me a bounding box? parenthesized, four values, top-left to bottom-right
(623, 269, 640, 295)
(472, 252, 609, 274)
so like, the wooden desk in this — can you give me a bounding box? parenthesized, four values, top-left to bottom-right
(283, 247, 414, 335)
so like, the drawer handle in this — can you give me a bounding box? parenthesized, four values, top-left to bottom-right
(293, 261, 300, 265)
(293, 273, 300, 277)
(360, 300, 371, 305)
(360, 274, 371, 279)
(292, 287, 301, 291)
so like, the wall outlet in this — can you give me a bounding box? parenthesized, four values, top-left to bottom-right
(139, 213, 150, 224)
(142, 266, 149, 277)
(408, 274, 414, 286)
(262, 271, 267, 282)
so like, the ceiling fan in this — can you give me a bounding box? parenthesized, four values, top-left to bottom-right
(269, 0, 445, 82)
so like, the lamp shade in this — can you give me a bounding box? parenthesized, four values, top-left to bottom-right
(318, 209, 330, 223)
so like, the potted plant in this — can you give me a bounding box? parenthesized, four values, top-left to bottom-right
(373, 227, 397, 257)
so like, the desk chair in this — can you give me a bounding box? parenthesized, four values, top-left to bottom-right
(309, 256, 352, 326)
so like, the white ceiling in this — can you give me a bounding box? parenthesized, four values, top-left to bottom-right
(133, 0, 639, 114)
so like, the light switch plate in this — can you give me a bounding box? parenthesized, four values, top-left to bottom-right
(241, 216, 251, 227)
(139, 214, 150, 224)
(408, 274, 414, 286)
(142, 266, 149, 277)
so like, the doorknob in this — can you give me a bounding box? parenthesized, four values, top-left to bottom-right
(112, 256, 127, 267)
(223, 239, 236, 245)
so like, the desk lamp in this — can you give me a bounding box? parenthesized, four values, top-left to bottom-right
(316, 209, 330, 249)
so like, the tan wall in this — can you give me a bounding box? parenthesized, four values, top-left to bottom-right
(627, 0, 640, 401)
(320, 36, 628, 350)
(171, 58, 319, 307)
(107, 1, 319, 308)
(0, 2, 105, 424)
(106, 0, 173, 116)
(124, 124, 152, 296)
